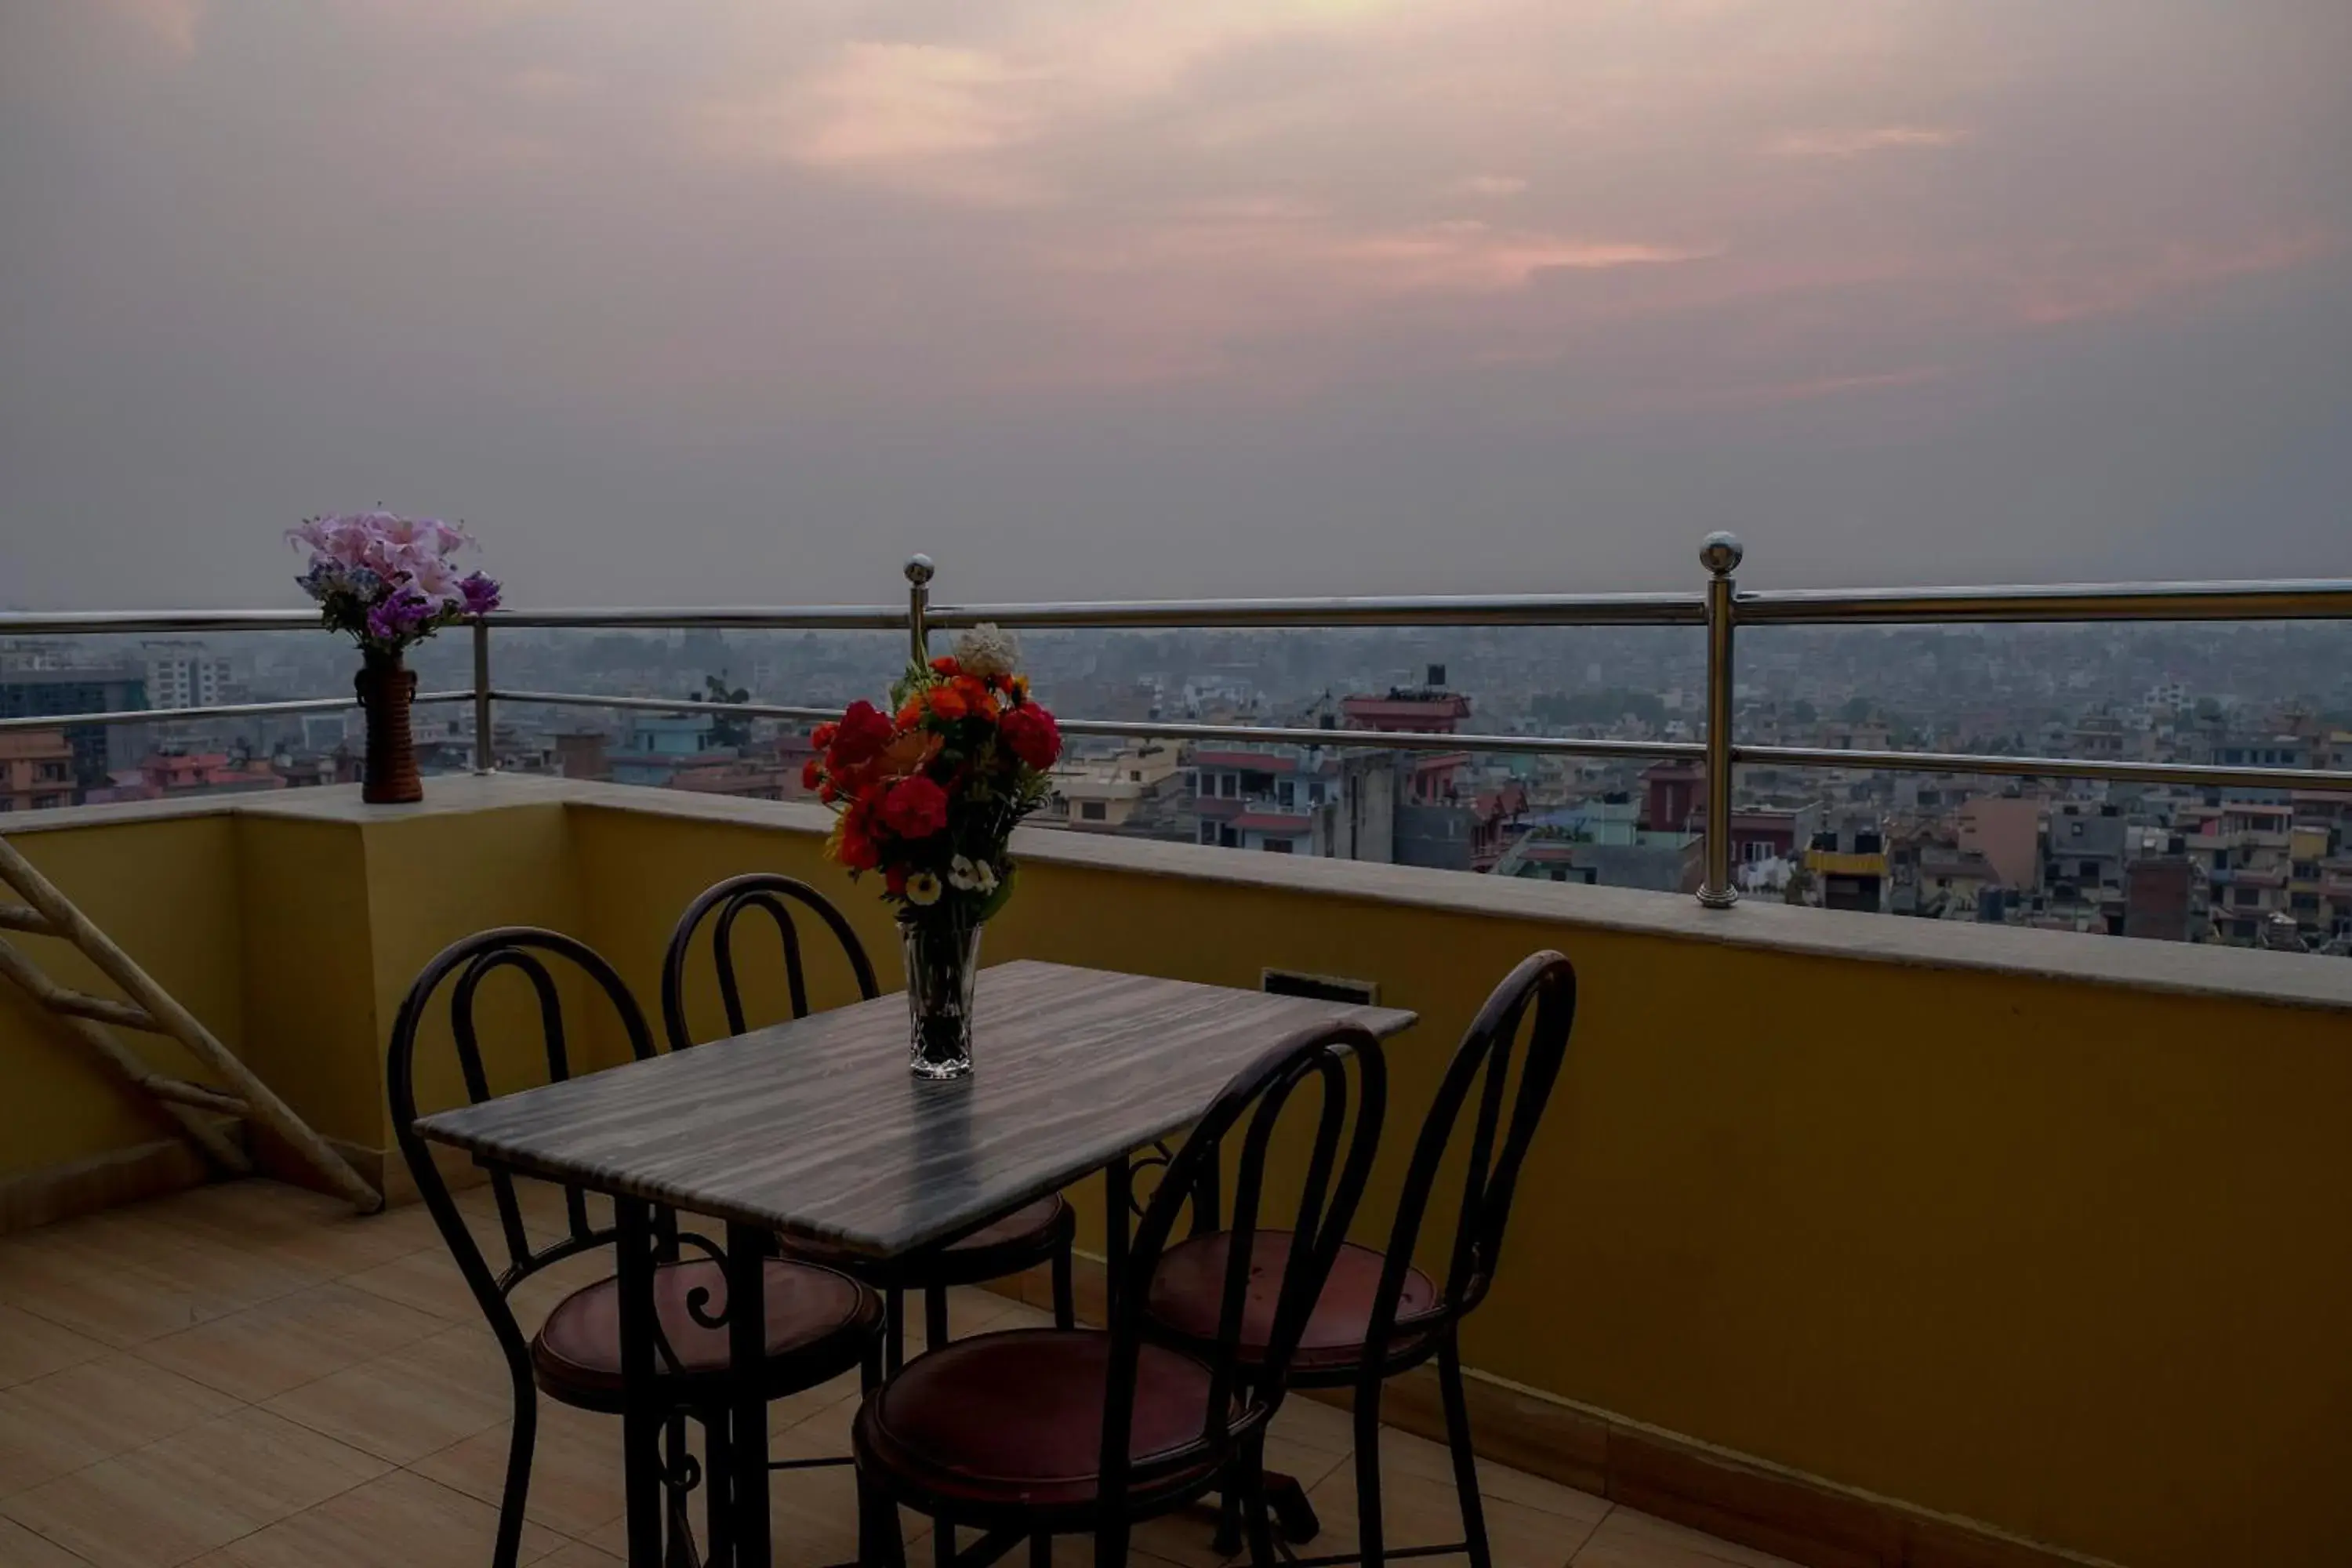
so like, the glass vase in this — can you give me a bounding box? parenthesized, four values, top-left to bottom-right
(902, 916, 982, 1080)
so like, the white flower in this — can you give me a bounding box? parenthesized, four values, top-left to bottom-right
(948, 855, 982, 891)
(974, 860, 999, 893)
(953, 623, 1021, 680)
(904, 870, 942, 906)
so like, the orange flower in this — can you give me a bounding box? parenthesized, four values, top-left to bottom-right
(929, 655, 960, 677)
(951, 674, 998, 719)
(927, 684, 970, 721)
(897, 698, 926, 729)
(877, 729, 942, 779)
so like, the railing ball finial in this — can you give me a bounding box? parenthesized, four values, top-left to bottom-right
(1699, 532, 1744, 578)
(904, 554, 935, 587)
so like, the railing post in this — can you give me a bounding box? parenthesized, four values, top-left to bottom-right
(1697, 532, 1744, 908)
(905, 554, 935, 665)
(470, 619, 495, 774)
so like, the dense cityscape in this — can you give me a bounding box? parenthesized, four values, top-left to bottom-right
(8, 615, 2350, 954)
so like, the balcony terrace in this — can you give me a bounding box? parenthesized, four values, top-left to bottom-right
(3, 775, 2349, 1567)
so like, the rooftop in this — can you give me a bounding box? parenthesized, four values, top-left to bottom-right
(0, 1178, 1783, 1568)
(2, 775, 2347, 1568)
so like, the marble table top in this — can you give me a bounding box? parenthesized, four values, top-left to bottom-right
(414, 959, 1417, 1256)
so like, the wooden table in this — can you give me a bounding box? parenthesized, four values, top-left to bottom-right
(415, 960, 1416, 1568)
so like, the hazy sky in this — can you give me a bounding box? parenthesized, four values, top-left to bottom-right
(2, 0, 2347, 609)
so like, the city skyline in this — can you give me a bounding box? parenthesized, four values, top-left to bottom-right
(3, 1, 2348, 611)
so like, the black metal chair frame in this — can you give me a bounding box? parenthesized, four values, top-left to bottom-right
(855, 1020, 1390, 1568)
(1195, 951, 1578, 1568)
(389, 924, 882, 1568)
(660, 872, 1077, 1372)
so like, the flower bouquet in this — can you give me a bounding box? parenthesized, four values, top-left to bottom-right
(288, 512, 501, 804)
(808, 625, 1062, 1078)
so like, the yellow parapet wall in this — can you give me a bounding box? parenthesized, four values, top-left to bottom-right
(2, 775, 2347, 1566)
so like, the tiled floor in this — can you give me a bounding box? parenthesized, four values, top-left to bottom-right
(0, 1180, 1796, 1568)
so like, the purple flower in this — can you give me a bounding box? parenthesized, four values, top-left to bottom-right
(364, 590, 433, 645)
(459, 572, 502, 615)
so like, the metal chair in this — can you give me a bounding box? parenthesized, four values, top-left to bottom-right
(389, 925, 885, 1568)
(661, 872, 1077, 1373)
(851, 1018, 1389, 1568)
(1141, 951, 1578, 1568)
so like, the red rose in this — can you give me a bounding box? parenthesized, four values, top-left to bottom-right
(1000, 704, 1061, 769)
(810, 722, 839, 749)
(827, 701, 895, 768)
(876, 775, 950, 839)
(800, 757, 822, 790)
(929, 655, 961, 677)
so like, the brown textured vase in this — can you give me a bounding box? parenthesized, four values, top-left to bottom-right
(355, 652, 423, 804)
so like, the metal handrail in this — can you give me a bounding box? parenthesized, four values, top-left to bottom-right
(7, 539, 2351, 906)
(0, 691, 474, 734)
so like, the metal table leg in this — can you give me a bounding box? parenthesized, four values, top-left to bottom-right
(724, 1221, 772, 1568)
(1103, 1155, 1131, 1316)
(615, 1199, 663, 1568)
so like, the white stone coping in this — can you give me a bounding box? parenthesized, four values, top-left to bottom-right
(8, 774, 2348, 1015)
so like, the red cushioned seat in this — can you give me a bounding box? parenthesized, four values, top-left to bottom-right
(532, 1256, 880, 1410)
(788, 1195, 1069, 1284)
(852, 1328, 1228, 1514)
(1143, 1231, 1442, 1377)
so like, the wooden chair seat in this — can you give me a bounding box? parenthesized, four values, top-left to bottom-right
(533, 1255, 882, 1414)
(852, 1327, 1226, 1517)
(1143, 1231, 1443, 1379)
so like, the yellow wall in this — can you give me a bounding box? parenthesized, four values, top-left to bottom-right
(4, 793, 2349, 1566)
(568, 804, 2352, 1568)
(0, 816, 239, 1176)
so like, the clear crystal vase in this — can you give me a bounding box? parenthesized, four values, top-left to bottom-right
(902, 916, 982, 1080)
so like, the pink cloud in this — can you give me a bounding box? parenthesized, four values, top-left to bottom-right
(1764, 125, 1968, 158)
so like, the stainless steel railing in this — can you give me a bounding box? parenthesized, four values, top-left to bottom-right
(5, 535, 2350, 906)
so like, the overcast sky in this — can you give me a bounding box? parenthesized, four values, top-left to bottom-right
(2, 0, 2346, 610)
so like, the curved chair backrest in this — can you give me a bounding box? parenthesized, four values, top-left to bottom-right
(659, 873, 880, 1052)
(1101, 1022, 1387, 1536)
(387, 926, 663, 1358)
(1362, 950, 1576, 1367)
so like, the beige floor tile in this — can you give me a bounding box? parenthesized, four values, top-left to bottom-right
(767, 1367, 865, 1439)
(412, 1402, 631, 1539)
(0, 1407, 389, 1568)
(535, 1541, 626, 1567)
(339, 1244, 491, 1323)
(1267, 1392, 1360, 1456)
(0, 1353, 243, 1497)
(0, 1513, 92, 1568)
(1374, 1425, 1612, 1523)
(1304, 1465, 1597, 1568)
(188, 1467, 565, 1568)
(0, 1231, 255, 1349)
(263, 1323, 516, 1465)
(0, 1305, 107, 1391)
(504, 1250, 626, 1338)
(132, 1281, 447, 1401)
(1573, 1508, 1802, 1568)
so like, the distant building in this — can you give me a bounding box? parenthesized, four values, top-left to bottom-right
(608, 711, 730, 788)
(0, 729, 78, 813)
(141, 641, 233, 710)
(0, 666, 148, 784)
(555, 731, 611, 782)
(2123, 855, 2198, 942)
(82, 750, 285, 803)
(1958, 797, 2043, 894)
(1048, 742, 1186, 835)
(1806, 824, 1889, 913)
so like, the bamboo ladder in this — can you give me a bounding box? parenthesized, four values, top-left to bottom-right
(0, 833, 381, 1213)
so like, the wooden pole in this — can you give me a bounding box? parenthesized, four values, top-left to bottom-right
(0, 835, 380, 1212)
(0, 936, 251, 1175)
